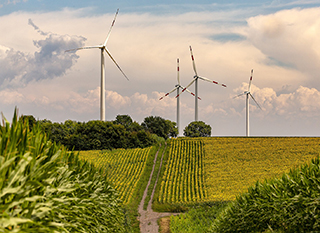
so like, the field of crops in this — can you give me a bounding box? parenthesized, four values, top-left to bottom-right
(157, 139, 207, 204)
(203, 137, 320, 201)
(79, 147, 152, 204)
(155, 139, 207, 207)
(155, 137, 320, 208)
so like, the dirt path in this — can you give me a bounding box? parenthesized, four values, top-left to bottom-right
(138, 143, 179, 233)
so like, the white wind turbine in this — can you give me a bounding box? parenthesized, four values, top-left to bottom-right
(176, 46, 227, 121)
(234, 69, 262, 137)
(159, 58, 201, 135)
(66, 9, 128, 121)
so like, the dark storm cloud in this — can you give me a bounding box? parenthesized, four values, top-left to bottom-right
(0, 20, 86, 88)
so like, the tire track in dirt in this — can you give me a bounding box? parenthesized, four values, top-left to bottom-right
(138, 142, 179, 233)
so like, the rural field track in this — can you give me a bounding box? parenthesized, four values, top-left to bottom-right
(138, 143, 179, 233)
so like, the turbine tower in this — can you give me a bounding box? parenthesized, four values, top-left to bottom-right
(234, 69, 261, 137)
(159, 58, 200, 135)
(66, 9, 128, 121)
(176, 46, 227, 121)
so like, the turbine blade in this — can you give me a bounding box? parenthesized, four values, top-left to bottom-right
(104, 9, 119, 47)
(233, 93, 246, 99)
(177, 58, 180, 85)
(159, 87, 178, 100)
(65, 45, 102, 53)
(189, 46, 198, 76)
(175, 78, 196, 98)
(249, 93, 262, 109)
(182, 86, 201, 100)
(198, 76, 227, 87)
(248, 69, 253, 92)
(104, 48, 129, 81)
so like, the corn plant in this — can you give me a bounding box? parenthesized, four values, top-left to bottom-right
(0, 110, 125, 232)
(211, 157, 320, 232)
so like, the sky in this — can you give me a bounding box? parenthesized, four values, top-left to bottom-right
(1, 0, 320, 136)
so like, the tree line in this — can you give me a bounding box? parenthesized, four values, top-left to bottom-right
(20, 114, 212, 150)
(19, 115, 178, 150)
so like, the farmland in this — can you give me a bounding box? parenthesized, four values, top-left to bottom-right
(157, 139, 207, 204)
(153, 137, 320, 211)
(76, 137, 320, 231)
(202, 137, 320, 201)
(77, 137, 320, 208)
(79, 147, 152, 204)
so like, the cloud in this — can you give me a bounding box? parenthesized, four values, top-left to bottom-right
(0, 89, 24, 104)
(0, 19, 85, 88)
(230, 83, 320, 118)
(28, 18, 49, 36)
(246, 7, 320, 85)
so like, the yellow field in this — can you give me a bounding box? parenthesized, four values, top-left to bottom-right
(79, 147, 152, 204)
(155, 137, 320, 206)
(202, 137, 320, 201)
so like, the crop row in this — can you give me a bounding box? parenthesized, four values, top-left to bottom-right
(79, 147, 151, 204)
(158, 139, 206, 204)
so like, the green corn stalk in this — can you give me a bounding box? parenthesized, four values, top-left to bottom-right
(0, 109, 126, 232)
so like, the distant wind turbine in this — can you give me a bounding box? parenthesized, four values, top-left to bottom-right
(234, 69, 262, 137)
(176, 46, 227, 121)
(159, 58, 201, 135)
(66, 9, 128, 121)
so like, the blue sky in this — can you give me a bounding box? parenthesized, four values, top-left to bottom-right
(2, 0, 320, 16)
(1, 0, 320, 136)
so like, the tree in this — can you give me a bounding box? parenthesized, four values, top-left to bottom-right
(142, 116, 178, 139)
(113, 115, 133, 128)
(113, 114, 143, 132)
(19, 115, 36, 131)
(183, 121, 211, 137)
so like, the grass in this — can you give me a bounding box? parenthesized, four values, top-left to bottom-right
(170, 203, 226, 233)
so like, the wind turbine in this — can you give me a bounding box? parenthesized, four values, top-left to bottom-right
(176, 46, 227, 121)
(66, 9, 128, 121)
(159, 58, 201, 135)
(234, 69, 262, 137)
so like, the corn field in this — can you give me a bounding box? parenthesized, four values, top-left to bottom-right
(0, 110, 125, 232)
(79, 147, 151, 204)
(157, 139, 207, 204)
